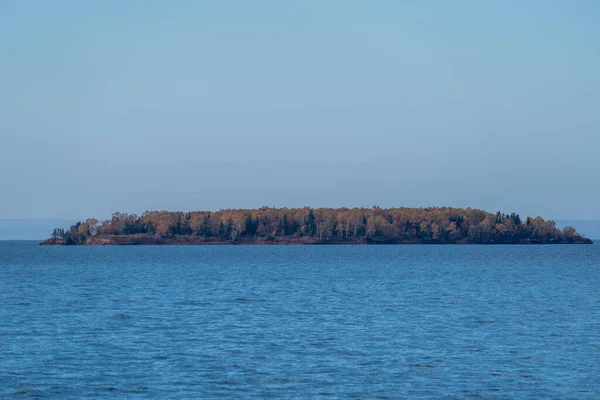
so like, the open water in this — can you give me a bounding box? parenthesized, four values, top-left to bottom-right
(1, 241, 599, 398)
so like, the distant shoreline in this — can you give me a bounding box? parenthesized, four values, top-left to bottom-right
(39, 235, 593, 246)
(39, 207, 593, 246)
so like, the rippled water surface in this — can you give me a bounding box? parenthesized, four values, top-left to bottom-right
(1, 242, 599, 399)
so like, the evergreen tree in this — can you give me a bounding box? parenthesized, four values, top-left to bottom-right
(305, 210, 316, 236)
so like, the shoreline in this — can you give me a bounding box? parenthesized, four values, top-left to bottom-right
(40, 207, 594, 246)
(39, 235, 593, 246)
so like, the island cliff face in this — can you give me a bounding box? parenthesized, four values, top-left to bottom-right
(40, 207, 593, 245)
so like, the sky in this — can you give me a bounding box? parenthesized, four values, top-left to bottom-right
(1, 0, 599, 221)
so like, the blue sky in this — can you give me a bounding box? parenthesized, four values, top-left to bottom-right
(1, 1, 599, 220)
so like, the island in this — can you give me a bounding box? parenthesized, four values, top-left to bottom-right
(39, 206, 592, 245)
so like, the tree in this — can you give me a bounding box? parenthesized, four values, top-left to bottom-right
(305, 210, 316, 236)
(47, 206, 591, 245)
(246, 215, 258, 236)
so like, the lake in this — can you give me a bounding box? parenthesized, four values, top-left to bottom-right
(1, 241, 599, 398)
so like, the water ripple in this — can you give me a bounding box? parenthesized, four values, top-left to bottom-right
(1, 242, 599, 398)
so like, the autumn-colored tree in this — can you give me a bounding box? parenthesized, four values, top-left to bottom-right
(47, 206, 591, 245)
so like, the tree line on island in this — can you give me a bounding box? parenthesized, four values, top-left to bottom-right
(41, 206, 592, 245)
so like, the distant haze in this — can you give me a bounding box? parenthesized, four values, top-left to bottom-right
(0, 219, 75, 240)
(1, 1, 599, 221)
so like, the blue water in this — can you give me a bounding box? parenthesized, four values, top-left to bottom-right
(1, 242, 599, 399)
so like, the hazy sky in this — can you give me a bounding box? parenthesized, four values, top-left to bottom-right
(1, 0, 599, 221)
